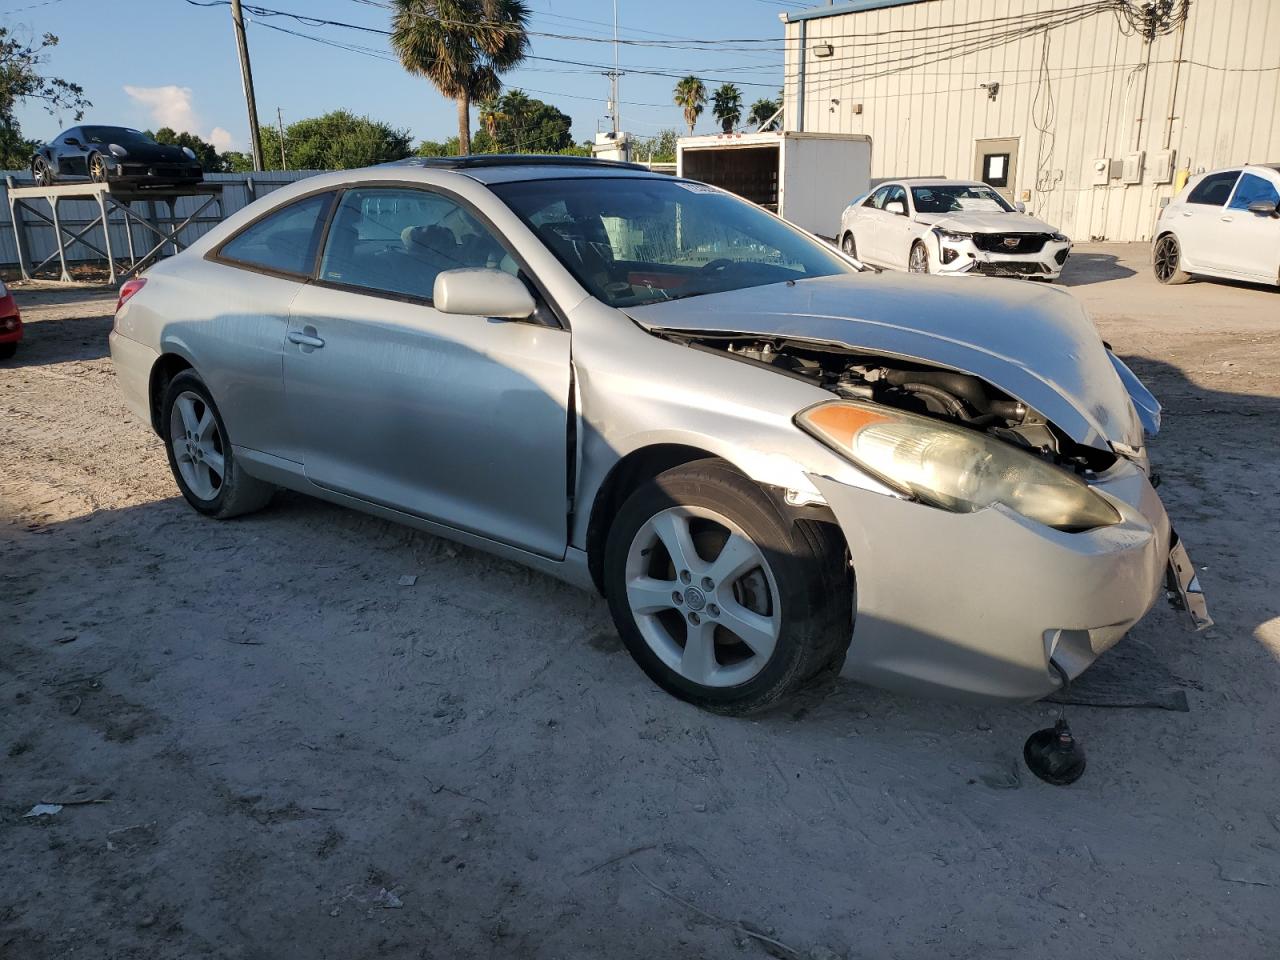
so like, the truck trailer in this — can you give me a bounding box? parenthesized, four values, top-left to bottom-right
(676, 131, 872, 239)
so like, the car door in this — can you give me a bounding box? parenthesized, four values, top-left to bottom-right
(1217, 172, 1280, 281)
(878, 184, 914, 270)
(855, 185, 893, 265)
(1174, 169, 1240, 270)
(56, 129, 87, 177)
(283, 184, 572, 559)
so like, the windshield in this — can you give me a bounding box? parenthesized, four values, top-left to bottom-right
(910, 184, 1014, 214)
(80, 127, 157, 147)
(490, 176, 853, 307)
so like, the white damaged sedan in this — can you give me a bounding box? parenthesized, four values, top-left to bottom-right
(109, 157, 1204, 715)
(839, 179, 1073, 280)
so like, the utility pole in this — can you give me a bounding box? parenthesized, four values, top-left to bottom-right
(230, 0, 264, 171)
(276, 107, 288, 170)
(610, 0, 621, 135)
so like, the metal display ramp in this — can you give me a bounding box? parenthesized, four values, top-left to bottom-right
(6, 180, 225, 284)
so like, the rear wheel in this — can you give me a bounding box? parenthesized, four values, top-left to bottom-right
(841, 232, 857, 258)
(908, 241, 930, 273)
(603, 459, 851, 715)
(31, 157, 54, 186)
(161, 371, 274, 519)
(1153, 234, 1190, 284)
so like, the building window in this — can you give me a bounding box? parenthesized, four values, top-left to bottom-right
(982, 153, 1010, 188)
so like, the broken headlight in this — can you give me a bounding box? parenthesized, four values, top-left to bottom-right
(932, 227, 973, 242)
(797, 400, 1121, 532)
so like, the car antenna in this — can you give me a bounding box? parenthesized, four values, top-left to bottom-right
(1023, 661, 1086, 785)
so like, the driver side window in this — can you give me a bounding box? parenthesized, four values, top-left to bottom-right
(863, 186, 891, 209)
(318, 187, 518, 302)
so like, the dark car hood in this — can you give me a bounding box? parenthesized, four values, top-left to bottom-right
(113, 143, 190, 163)
(624, 272, 1146, 452)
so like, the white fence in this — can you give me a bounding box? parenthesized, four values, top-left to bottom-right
(0, 170, 325, 273)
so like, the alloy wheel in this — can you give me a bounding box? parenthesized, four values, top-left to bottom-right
(168, 391, 226, 501)
(841, 233, 856, 256)
(624, 505, 781, 688)
(89, 154, 108, 183)
(32, 159, 52, 186)
(909, 243, 929, 273)
(1154, 236, 1179, 282)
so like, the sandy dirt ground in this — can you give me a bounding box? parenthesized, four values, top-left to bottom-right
(2, 245, 1279, 959)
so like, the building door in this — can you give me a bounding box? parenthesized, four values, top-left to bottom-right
(974, 138, 1019, 203)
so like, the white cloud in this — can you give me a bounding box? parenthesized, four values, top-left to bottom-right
(208, 127, 235, 152)
(123, 85, 240, 151)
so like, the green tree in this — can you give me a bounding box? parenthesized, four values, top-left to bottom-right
(241, 111, 411, 171)
(711, 83, 743, 134)
(150, 127, 231, 172)
(0, 28, 90, 169)
(639, 128, 679, 163)
(390, 0, 530, 156)
(747, 97, 781, 132)
(673, 76, 706, 137)
(416, 136, 461, 157)
(489, 89, 571, 152)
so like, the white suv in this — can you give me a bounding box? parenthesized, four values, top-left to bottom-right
(1154, 163, 1280, 286)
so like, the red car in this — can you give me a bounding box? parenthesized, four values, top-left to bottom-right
(0, 280, 21, 359)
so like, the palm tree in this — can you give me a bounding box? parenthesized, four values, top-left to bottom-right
(478, 98, 505, 139)
(390, 0, 531, 155)
(673, 76, 706, 137)
(711, 83, 743, 134)
(748, 97, 780, 132)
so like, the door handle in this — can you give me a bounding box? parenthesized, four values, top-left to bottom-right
(1181, 212, 1192, 217)
(288, 330, 325, 348)
(1219, 216, 1233, 222)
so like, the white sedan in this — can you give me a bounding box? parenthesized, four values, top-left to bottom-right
(1153, 163, 1280, 287)
(838, 179, 1072, 281)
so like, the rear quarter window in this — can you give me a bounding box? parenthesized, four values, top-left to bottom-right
(216, 191, 336, 277)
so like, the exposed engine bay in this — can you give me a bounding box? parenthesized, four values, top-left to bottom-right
(676, 334, 1120, 474)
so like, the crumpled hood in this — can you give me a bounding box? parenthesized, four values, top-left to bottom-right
(914, 211, 1060, 233)
(625, 272, 1144, 451)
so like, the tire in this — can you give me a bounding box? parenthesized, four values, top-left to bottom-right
(31, 157, 54, 187)
(0, 343, 15, 360)
(161, 371, 274, 519)
(841, 232, 857, 258)
(88, 152, 108, 183)
(1153, 233, 1190, 284)
(908, 241, 930, 273)
(603, 458, 851, 715)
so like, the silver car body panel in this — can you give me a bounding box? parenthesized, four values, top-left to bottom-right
(625, 271, 1144, 452)
(109, 161, 1178, 703)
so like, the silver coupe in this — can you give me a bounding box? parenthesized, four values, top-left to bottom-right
(108, 156, 1207, 714)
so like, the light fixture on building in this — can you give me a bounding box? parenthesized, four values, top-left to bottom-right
(979, 81, 1000, 101)
(813, 42, 834, 58)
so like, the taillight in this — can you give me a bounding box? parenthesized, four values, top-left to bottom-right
(116, 278, 147, 314)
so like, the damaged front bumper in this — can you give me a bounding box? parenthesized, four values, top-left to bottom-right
(811, 458, 1188, 703)
(933, 234, 1071, 280)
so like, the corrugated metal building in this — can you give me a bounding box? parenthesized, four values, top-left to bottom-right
(781, 0, 1280, 241)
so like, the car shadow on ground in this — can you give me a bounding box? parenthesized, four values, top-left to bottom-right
(1058, 252, 1139, 286)
(4, 290, 115, 366)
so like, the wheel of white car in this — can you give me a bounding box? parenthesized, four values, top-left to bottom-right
(161, 371, 274, 519)
(841, 232, 857, 258)
(908, 241, 930, 274)
(603, 459, 851, 715)
(1153, 233, 1190, 285)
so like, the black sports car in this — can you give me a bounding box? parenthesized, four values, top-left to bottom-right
(31, 126, 204, 188)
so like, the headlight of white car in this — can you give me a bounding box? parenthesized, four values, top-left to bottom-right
(1050, 232, 1070, 242)
(797, 400, 1121, 532)
(932, 227, 972, 242)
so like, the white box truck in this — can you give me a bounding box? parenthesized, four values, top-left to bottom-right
(676, 131, 872, 239)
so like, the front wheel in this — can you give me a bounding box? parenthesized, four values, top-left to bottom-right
(161, 371, 274, 519)
(1153, 234, 1190, 284)
(841, 232, 857, 258)
(603, 459, 851, 715)
(908, 241, 930, 273)
(88, 152, 109, 183)
(0, 343, 15, 360)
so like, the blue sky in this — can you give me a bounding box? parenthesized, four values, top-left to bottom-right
(11, 0, 801, 151)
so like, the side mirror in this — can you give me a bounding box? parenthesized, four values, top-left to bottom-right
(885, 200, 906, 215)
(433, 268, 535, 319)
(1015, 201, 1027, 213)
(1247, 199, 1280, 217)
